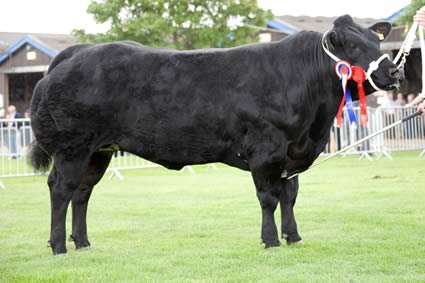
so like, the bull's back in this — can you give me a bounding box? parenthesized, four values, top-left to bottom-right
(32, 42, 258, 165)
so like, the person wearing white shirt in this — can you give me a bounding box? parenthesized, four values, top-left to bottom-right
(409, 7, 425, 114)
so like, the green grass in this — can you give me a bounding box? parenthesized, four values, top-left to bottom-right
(1, 151, 425, 282)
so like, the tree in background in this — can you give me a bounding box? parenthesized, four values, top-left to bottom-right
(397, 0, 425, 26)
(74, 0, 272, 49)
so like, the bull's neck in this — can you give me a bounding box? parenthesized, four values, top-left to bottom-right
(289, 31, 343, 114)
(285, 31, 344, 140)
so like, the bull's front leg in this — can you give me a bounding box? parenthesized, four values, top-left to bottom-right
(252, 167, 282, 248)
(280, 176, 302, 244)
(284, 138, 320, 177)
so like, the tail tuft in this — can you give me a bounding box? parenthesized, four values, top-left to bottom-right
(28, 141, 52, 172)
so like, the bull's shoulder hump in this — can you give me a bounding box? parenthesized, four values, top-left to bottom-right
(48, 43, 93, 73)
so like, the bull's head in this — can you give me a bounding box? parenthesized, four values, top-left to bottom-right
(324, 15, 403, 94)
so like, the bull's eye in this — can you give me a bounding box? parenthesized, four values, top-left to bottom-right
(347, 42, 357, 49)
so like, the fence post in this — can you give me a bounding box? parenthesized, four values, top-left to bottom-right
(180, 166, 195, 175)
(374, 107, 392, 160)
(108, 168, 124, 180)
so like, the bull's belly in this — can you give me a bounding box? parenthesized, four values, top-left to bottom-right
(116, 131, 251, 171)
(117, 133, 227, 170)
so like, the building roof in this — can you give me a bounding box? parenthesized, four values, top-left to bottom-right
(384, 7, 407, 24)
(0, 32, 77, 63)
(273, 15, 382, 34)
(266, 7, 407, 36)
(266, 19, 299, 35)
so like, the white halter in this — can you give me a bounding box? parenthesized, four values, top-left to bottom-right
(321, 30, 391, 92)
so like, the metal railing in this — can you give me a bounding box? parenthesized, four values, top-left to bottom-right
(0, 118, 163, 183)
(324, 106, 425, 159)
(0, 119, 36, 179)
(0, 107, 423, 185)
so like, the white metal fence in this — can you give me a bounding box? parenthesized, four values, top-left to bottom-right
(0, 118, 162, 186)
(324, 106, 425, 159)
(0, 119, 36, 179)
(0, 107, 423, 184)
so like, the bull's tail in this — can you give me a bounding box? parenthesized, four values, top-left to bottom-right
(28, 141, 52, 172)
(28, 64, 54, 173)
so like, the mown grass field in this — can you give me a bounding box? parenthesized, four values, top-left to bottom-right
(1, 151, 425, 282)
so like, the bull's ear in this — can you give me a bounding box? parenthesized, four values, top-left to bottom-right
(334, 15, 354, 28)
(369, 22, 392, 41)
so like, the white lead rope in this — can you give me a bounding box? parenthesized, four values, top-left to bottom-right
(285, 110, 422, 180)
(393, 22, 418, 67)
(392, 22, 425, 98)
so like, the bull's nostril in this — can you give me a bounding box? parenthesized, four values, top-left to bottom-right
(390, 67, 400, 79)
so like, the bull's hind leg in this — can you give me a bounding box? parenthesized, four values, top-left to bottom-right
(70, 152, 113, 250)
(47, 154, 91, 255)
(280, 176, 302, 244)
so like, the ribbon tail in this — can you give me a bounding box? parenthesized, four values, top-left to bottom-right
(336, 95, 346, 127)
(337, 74, 350, 128)
(345, 87, 357, 127)
(357, 83, 368, 126)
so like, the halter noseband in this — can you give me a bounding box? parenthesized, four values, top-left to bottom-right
(321, 30, 390, 92)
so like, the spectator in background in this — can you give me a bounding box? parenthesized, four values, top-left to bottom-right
(23, 109, 31, 126)
(405, 94, 418, 139)
(6, 105, 23, 159)
(24, 109, 30, 119)
(6, 105, 23, 123)
(395, 93, 406, 106)
(22, 109, 31, 146)
(407, 93, 416, 106)
(382, 92, 396, 139)
(382, 92, 395, 112)
(393, 93, 406, 139)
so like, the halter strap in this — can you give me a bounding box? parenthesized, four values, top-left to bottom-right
(321, 31, 340, 62)
(365, 53, 391, 92)
(322, 30, 391, 92)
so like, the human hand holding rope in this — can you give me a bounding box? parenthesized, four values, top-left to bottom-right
(414, 6, 425, 26)
(418, 101, 425, 116)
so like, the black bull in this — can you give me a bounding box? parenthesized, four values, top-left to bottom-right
(29, 15, 402, 255)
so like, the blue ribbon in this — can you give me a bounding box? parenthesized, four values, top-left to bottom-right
(344, 86, 357, 127)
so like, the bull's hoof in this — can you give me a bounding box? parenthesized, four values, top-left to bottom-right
(282, 233, 302, 245)
(48, 240, 68, 255)
(52, 246, 67, 256)
(69, 235, 91, 250)
(76, 246, 91, 252)
(262, 239, 281, 248)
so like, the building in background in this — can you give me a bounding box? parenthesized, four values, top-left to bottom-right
(0, 33, 76, 114)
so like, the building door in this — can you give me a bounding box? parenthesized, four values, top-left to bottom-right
(8, 72, 43, 114)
